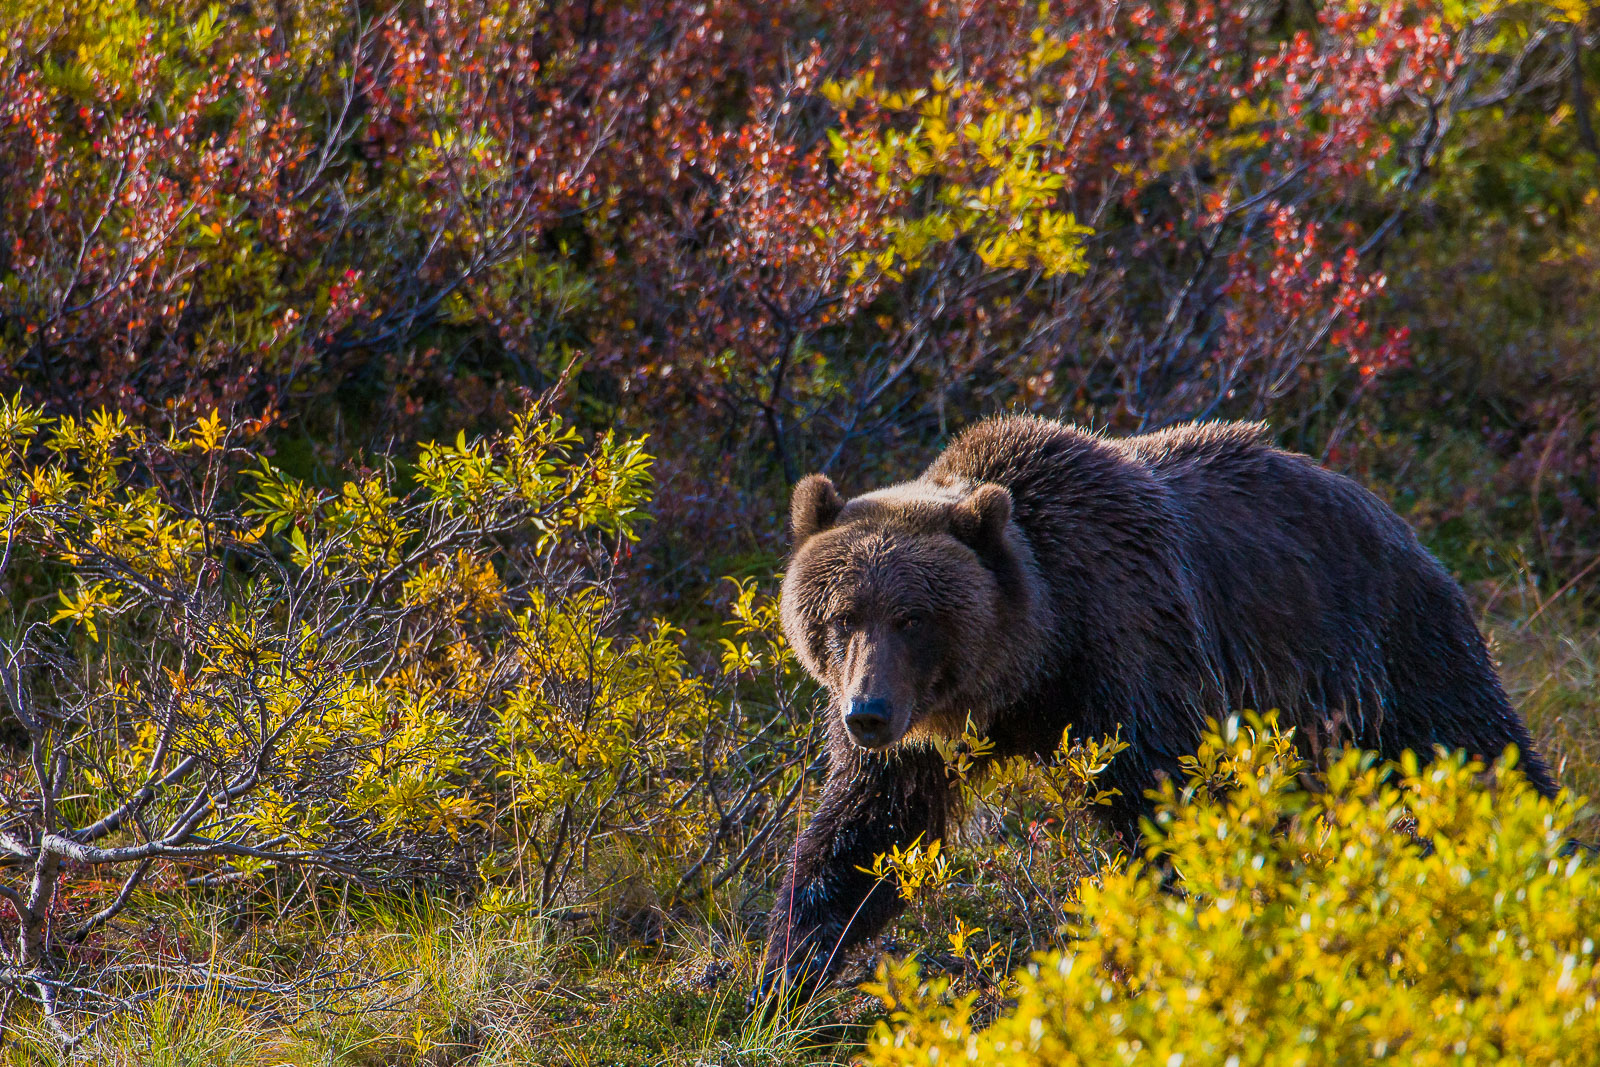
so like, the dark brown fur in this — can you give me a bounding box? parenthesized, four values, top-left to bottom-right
(759, 415, 1556, 999)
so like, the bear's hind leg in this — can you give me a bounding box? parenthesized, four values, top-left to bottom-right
(1381, 570, 1558, 799)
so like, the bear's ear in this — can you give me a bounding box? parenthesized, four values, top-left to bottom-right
(791, 473, 844, 542)
(949, 483, 1013, 557)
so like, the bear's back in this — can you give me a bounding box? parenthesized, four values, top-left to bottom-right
(929, 416, 1423, 717)
(931, 415, 1405, 549)
(927, 414, 1279, 493)
(1117, 419, 1275, 473)
(924, 415, 1157, 528)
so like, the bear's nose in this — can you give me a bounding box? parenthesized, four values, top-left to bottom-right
(846, 697, 892, 747)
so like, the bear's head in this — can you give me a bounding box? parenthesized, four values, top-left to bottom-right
(779, 473, 1039, 750)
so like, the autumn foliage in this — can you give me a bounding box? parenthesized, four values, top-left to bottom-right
(4, 0, 1593, 574)
(0, 0, 1598, 1057)
(865, 719, 1599, 1066)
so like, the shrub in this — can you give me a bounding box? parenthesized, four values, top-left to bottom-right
(0, 396, 642, 1035)
(0, 391, 826, 1046)
(5, 0, 1595, 600)
(864, 718, 1596, 1066)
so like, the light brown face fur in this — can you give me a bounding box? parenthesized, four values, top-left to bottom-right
(780, 474, 1034, 750)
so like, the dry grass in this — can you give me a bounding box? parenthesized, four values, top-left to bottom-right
(0, 891, 872, 1067)
(1489, 583, 1600, 834)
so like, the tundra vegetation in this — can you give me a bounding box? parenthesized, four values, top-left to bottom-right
(0, 0, 1596, 1063)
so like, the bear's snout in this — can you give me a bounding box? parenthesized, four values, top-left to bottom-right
(845, 697, 894, 748)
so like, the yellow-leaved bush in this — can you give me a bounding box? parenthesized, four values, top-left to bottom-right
(823, 70, 1094, 284)
(865, 717, 1596, 1066)
(0, 394, 742, 1033)
(0, 396, 650, 861)
(0, 392, 826, 1040)
(480, 591, 716, 912)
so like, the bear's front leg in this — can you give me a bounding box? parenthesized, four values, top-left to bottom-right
(755, 742, 952, 1004)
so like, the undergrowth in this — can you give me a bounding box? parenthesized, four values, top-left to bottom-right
(2, 601, 1592, 1065)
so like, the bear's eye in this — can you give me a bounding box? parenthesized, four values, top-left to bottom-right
(894, 613, 923, 632)
(828, 612, 852, 632)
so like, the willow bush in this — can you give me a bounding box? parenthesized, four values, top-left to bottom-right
(0, 396, 814, 1044)
(865, 717, 1596, 1066)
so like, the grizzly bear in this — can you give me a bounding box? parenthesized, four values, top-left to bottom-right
(757, 415, 1556, 999)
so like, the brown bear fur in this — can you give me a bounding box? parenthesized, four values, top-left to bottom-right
(759, 414, 1556, 998)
